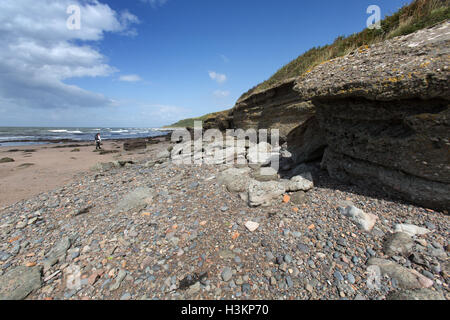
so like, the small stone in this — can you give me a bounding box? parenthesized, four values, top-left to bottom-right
(297, 243, 309, 253)
(245, 221, 259, 232)
(270, 277, 277, 286)
(333, 271, 344, 282)
(264, 270, 272, 278)
(120, 293, 131, 300)
(16, 220, 28, 229)
(242, 283, 251, 294)
(284, 254, 292, 264)
(422, 270, 434, 280)
(285, 276, 293, 288)
(347, 273, 356, 284)
(221, 267, 233, 282)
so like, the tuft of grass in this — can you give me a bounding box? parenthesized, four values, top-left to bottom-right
(239, 0, 450, 101)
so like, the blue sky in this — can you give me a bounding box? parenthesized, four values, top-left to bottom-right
(0, 0, 412, 127)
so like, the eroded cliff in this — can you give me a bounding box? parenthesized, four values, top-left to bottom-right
(229, 21, 450, 211)
(293, 22, 450, 210)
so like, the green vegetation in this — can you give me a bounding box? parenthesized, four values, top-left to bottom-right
(165, 111, 228, 128)
(239, 0, 450, 100)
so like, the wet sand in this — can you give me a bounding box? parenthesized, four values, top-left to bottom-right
(0, 140, 160, 209)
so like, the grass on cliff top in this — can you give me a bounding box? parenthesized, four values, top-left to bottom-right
(165, 111, 227, 128)
(239, 0, 450, 101)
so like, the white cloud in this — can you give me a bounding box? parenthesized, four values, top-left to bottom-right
(208, 71, 227, 84)
(213, 90, 230, 98)
(119, 74, 143, 82)
(0, 0, 139, 109)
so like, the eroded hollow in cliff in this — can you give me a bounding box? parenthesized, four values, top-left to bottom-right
(313, 97, 449, 181)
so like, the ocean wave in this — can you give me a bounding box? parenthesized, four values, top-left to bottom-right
(0, 136, 35, 140)
(110, 130, 129, 133)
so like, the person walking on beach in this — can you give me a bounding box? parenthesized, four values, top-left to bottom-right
(95, 133, 102, 150)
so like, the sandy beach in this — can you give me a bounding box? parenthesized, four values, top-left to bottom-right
(0, 139, 163, 209)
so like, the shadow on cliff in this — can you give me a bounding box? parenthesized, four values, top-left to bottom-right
(281, 160, 422, 210)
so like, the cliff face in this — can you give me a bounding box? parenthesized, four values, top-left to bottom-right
(231, 79, 314, 141)
(293, 22, 450, 210)
(229, 22, 450, 210)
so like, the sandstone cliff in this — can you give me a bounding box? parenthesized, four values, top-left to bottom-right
(295, 21, 449, 211)
(230, 21, 450, 211)
(231, 79, 315, 141)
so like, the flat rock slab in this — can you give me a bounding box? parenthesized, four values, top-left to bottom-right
(282, 173, 314, 192)
(248, 180, 286, 207)
(217, 167, 251, 193)
(338, 205, 377, 232)
(251, 167, 279, 182)
(291, 191, 307, 205)
(116, 187, 154, 213)
(368, 258, 433, 290)
(387, 288, 445, 300)
(43, 237, 72, 270)
(394, 224, 431, 237)
(383, 232, 414, 257)
(0, 266, 42, 300)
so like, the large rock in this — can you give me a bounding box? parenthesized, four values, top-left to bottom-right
(91, 162, 120, 172)
(394, 224, 431, 237)
(217, 167, 252, 193)
(43, 237, 72, 270)
(0, 266, 42, 300)
(387, 288, 445, 300)
(0, 157, 14, 163)
(248, 180, 286, 207)
(247, 142, 279, 167)
(157, 150, 171, 161)
(123, 140, 147, 151)
(281, 172, 314, 192)
(250, 167, 279, 182)
(383, 232, 414, 257)
(294, 22, 450, 211)
(338, 205, 378, 232)
(367, 258, 433, 290)
(116, 187, 154, 213)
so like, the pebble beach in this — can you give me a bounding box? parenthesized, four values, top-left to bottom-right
(0, 138, 448, 300)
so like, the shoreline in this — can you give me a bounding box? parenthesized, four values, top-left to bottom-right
(0, 132, 171, 147)
(0, 138, 168, 209)
(0, 137, 448, 300)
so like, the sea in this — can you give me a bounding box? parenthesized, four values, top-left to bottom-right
(0, 127, 172, 147)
